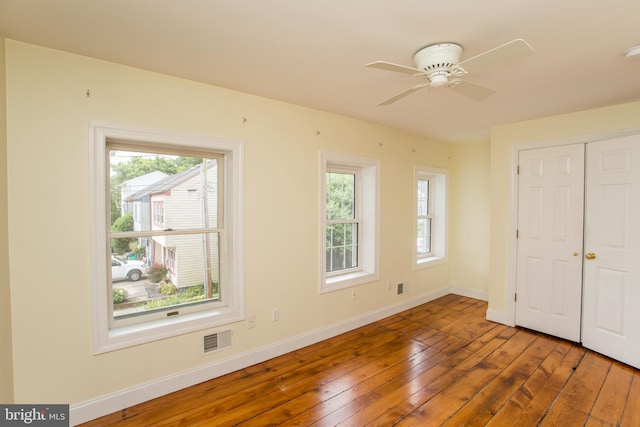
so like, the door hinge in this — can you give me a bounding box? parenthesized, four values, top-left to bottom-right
(517, 165, 520, 175)
(516, 229, 519, 239)
(515, 293, 517, 302)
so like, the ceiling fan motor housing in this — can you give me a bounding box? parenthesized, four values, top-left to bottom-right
(413, 43, 463, 86)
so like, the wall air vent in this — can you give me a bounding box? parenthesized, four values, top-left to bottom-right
(203, 329, 233, 354)
(396, 282, 409, 295)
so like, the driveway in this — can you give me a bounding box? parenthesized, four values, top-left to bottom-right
(113, 278, 147, 298)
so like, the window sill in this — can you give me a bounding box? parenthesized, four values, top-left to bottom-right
(415, 256, 447, 270)
(95, 307, 243, 354)
(322, 270, 379, 293)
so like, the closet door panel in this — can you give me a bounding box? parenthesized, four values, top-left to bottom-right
(582, 135, 640, 369)
(515, 144, 584, 341)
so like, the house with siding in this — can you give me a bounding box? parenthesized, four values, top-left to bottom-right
(126, 160, 219, 288)
(119, 170, 168, 218)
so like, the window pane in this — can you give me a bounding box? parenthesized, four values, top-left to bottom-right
(110, 150, 219, 231)
(325, 223, 358, 272)
(417, 179, 429, 216)
(326, 172, 355, 220)
(417, 218, 432, 255)
(111, 233, 221, 318)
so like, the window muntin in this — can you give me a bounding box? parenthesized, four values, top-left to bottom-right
(325, 169, 361, 275)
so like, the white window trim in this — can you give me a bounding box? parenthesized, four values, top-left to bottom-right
(414, 165, 447, 269)
(89, 122, 244, 354)
(320, 152, 379, 292)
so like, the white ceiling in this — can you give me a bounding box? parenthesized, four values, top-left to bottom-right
(1, 0, 640, 143)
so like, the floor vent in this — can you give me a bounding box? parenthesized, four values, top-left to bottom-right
(203, 329, 233, 354)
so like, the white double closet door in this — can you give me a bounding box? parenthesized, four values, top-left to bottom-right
(515, 134, 640, 368)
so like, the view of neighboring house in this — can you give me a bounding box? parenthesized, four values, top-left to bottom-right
(125, 160, 219, 288)
(120, 171, 168, 217)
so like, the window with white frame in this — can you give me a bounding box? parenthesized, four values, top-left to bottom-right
(166, 248, 176, 273)
(325, 167, 360, 274)
(417, 175, 434, 258)
(90, 123, 244, 354)
(320, 152, 379, 292)
(152, 201, 164, 227)
(415, 165, 447, 268)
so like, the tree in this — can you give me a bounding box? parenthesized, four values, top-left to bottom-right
(325, 172, 357, 271)
(111, 212, 135, 255)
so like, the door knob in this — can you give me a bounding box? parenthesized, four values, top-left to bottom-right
(585, 252, 597, 260)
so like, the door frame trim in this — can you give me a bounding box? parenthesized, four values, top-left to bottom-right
(505, 128, 640, 327)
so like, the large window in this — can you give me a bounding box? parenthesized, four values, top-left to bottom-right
(320, 152, 379, 292)
(415, 165, 447, 268)
(90, 123, 244, 353)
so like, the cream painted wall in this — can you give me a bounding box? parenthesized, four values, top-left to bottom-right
(449, 141, 490, 295)
(0, 36, 15, 404)
(4, 40, 455, 405)
(489, 101, 640, 315)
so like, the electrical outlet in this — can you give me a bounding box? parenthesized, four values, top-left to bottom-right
(272, 308, 280, 322)
(248, 315, 256, 329)
(386, 280, 391, 290)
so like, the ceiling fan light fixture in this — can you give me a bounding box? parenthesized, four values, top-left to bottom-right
(429, 73, 449, 87)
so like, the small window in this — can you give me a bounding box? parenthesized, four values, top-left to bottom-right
(325, 168, 361, 275)
(90, 123, 244, 354)
(415, 166, 447, 268)
(320, 152, 379, 292)
(152, 201, 164, 228)
(417, 176, 434, 258)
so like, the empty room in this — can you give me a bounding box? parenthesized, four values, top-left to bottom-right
(1, 1, 640, 425)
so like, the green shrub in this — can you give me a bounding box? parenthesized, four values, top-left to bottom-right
(161, 281, 177, 295)
(146, 263, 168, 283)
(183, 284, 205, 298)
(113, 288, 128, 304)
(110, 213, 135, 254)
(129, 242, 146, 260)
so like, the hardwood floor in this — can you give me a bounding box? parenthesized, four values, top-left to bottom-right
(80, 295, 640, 426)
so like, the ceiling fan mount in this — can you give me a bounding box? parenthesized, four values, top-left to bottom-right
(366, 39, 534, 105)
(413, 43, 465, 87)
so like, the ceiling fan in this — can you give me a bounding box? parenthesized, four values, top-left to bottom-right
(366, 39, 534, 105)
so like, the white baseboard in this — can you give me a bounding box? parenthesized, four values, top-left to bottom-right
(486, 308, 513, 326)
(449, 286, 488, 301)
(71, 286, 452, 425)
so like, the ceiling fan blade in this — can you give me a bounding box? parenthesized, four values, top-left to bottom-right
(366, 61, 424, 75)
(450, 80, 495, 101)
(377, 83, 429, 105)
(459, 39, 534, 73)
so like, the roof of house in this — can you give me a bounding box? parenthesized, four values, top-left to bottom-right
(125, 162, 216, 202)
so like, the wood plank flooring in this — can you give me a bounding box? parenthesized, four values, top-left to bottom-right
(80, 295, 640, 426)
